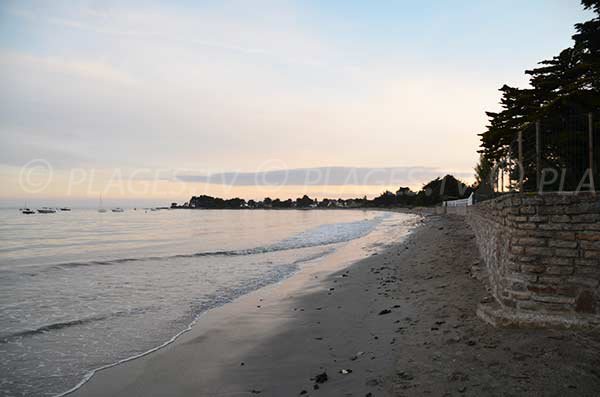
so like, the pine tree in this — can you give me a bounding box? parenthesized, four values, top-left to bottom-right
(478, 1, 600, 190)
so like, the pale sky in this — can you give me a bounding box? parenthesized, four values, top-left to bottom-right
(0, 1, 592, 205)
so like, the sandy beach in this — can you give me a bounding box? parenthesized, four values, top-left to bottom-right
(5, 2, 600, 396)
(69, 214, 600, 397)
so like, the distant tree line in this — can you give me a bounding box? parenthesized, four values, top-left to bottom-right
(172, 174, 472, 209)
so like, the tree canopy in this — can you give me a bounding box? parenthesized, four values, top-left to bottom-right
(478, 0, 600, 191)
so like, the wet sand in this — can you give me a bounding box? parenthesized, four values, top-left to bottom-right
(70, 214, 600, 397)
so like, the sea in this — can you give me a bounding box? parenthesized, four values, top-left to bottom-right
(0, 208, 418, 396)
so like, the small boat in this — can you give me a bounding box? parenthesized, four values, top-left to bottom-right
(20, 201, 36, 214)
(37, 208, 56, 214)
(98, 196, 107, 213)
(112, 208, 124, 213)
(60, 207, 71, 211)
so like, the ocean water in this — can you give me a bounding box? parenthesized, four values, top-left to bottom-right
(0, 208, 418, 396)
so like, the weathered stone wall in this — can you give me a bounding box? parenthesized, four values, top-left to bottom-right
(468, 192, 600, 324)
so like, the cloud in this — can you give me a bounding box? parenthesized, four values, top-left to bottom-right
(0, 52, 134, 85)
(0, 0, 499, 184)
(0, 43, 491, 175)
(5, 1, 330, 67)
(176, 167, 472, 187)
(0, 139, 92, 168)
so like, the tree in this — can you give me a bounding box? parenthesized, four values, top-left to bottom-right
(474, 155, 494, 189)
(417, 175, 472, 206)
(372, 191, 397, 207)
(225, 197, 245, 208)
(263, 197, 273, 208)
(478, 1, 600, 190)
(296, 195, 314, 208)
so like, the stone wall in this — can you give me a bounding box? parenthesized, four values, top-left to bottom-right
(468, 192, 600, 327)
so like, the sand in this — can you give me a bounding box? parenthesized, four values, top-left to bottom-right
(69, 214, 600, 397)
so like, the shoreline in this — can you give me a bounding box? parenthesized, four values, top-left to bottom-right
(65, 210, 419, 397)
(56, 246, 337, 397)
(69, 214, 600, 396)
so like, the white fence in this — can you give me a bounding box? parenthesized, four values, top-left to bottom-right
(443, 192, 474, 207)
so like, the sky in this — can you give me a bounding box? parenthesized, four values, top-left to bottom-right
(0, 0, 593, 206)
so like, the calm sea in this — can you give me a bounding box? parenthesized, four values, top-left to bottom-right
(0, 208, 417, 396)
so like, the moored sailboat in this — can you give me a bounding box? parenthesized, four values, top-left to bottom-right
(98, 196, 107, 213)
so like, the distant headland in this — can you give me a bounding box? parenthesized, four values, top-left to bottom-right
(170, 174, 474, 209)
